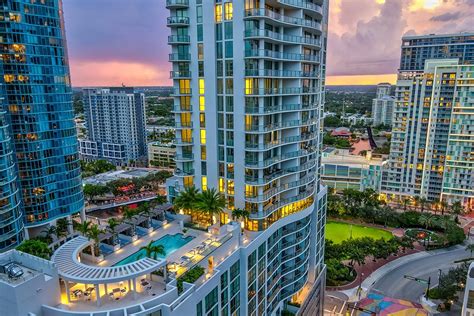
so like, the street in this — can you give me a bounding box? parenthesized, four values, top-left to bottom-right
(370, 245, 467, 301)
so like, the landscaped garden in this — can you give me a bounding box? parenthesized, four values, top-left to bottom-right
(326, 221, 393, 244)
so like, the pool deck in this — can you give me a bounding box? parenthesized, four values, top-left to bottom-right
(94, 222, 210, 267)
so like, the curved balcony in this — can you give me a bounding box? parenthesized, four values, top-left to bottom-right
(174, 138, 193, 146)
(244, 29, 321, 48)
(245, 118, 318, 133)
(245, 49, 320, 63)
(169, 53, 191, 62)
(244, 8, 322, 32)
(174, 153, 194, 162)
(167, 16, 190, 26)
(245, 68, 319, 78)
(171, 88, 192, 96)
(245, 174, 315, 203)
(166, 0, 189, 9)
(174, 169, 195, 177)
(245, 149, 313, 168)
(250, 187, 315, 220)
(170, 71, 191, 79)
(168, 35, 190, 44)
(175, 121, 193, 129)
(171, 105, 192, 113)
(245, 133, 317, 151)
(244, 87, 320, 96)
(245, 159, 316, 186)
(245, 103, 318, 115)
(278, 0, 323, 16)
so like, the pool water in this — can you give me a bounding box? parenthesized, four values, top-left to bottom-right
(113, 233, 194, 266)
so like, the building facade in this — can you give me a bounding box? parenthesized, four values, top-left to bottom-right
(0, 0, 84, 238)
(382, 32, 474, 211)
(322, 148, 384, 192)
(372, 83, 395, 126)
(148, 141, 176, 169)
(81, 88, 147, 166)
(167, 0, 328, 315)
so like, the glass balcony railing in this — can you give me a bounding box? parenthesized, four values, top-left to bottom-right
(245, 133, 317, 150)
(166, 0, 189, 8)
(170, 71, 191, 78)
(169, 53, 191, 61)
(245, 159, 316, 185)
(244, 29, 321, 47)
(174, 153, 194, 161)
(245, 103, 318, 114)
(174, 169, 195, 177)
(245, 49, 320, 62)
(167, 16, 190, 26)
(244, 8, 322, 31)
(171, 88, 192, 95)
(244, 87, 320, 96)
(175, 121, 193, 128)
(168, 35, 190, 44)
(245, 118, 318, 133)
(278, 0, 323, 14)
(245, 149, 313, 168)
(245, 69, 319, 78)
(245, 175, 315, 202)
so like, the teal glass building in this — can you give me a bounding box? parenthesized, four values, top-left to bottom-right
(0, 0, 83, 236)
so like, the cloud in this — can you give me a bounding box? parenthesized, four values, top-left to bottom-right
(430, 11, 461, 21)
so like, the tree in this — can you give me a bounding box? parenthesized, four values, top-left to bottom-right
(86, 224, 105, 257)
(450, 201, 464, 218)
(41, 225, 57, 243)
(174, 186, 199, 216)
(195, 188, 226, 226)
(56, 218, 71, 238)
(138, 202, 154, 228)
(139, 241, 165, 260)
(122, 207, 139, 236)
(419, 214, 436, 229)
(83, 184, 109, 201)
(465, 244, 474, 258)
(416, 196, 429, 213)
(401, 197, 411, 212)
(107, 218, 120, 246)
(232, 208, 250, 230)
(17, 239, 52, 259)
(348, 247, 365, 267)
(76, 220, 92, 237)
(439, 201, 449, 216)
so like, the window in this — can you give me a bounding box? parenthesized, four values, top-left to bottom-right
(230, 261, 239, 280)
(197, 301, 203, 316)
(215, 4, 222, 22)
(200, 129, 207, 145)
(224, 3, 233, 20)
(205, 287, 218, 311)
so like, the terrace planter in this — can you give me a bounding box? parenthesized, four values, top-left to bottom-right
(147, 227, 154, 234)
(113, 244, 121, 252)
(131, 235, 138, 242)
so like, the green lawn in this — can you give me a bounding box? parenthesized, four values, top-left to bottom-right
(325, 221, 393, 244)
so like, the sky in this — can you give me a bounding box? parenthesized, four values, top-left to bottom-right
(62, 0, 474, 86)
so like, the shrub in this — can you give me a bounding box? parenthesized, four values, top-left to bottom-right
(177, 265, 205, 293)
(17, 239, 51, 259)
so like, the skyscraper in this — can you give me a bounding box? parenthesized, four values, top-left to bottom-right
(372, 83, 395, 126)
(80, 87, 147, 166)
(382, 33, 474, 211)
(167, 0, 328, 314)
(0, 0, 83, 240)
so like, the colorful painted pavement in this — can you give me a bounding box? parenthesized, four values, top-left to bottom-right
(356, 293, 428, 315)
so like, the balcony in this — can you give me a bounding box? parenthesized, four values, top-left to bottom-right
(244, 86, 320, 96)
(166, 0, 189, 8)
(245, 159, 316, 185)
(174, 153, 194, 162)
(175, 121, 193, 128)
(245, 103, 318, 114)
(174, 138, 193, 145)
(170, 71, 191, 79)
(171, 88, 192, 96)
(278, 0, 323, 16)
(244, 29, 321, 47)
(169, 53, 191, 62)
(245, 49, 320, 63)
(244, 8, 322, 32)
(245, 118, 318, 133)
(168, 35, 190, 44)
(245, 175, 315, 203)
(174, 169, 195, 177)
(245, 133, 317, 151)
(245, 149, 313, 168)
(245, 68, 319, 78)
(167, 16, 190, 26)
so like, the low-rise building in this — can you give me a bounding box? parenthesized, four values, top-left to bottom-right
(148, 142, 176, 169)
(322, 148, 386, 192)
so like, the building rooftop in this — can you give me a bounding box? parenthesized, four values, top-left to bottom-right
(83, 168, 158, 185)
(402, 32, 474, 40)
(322, 148, 384, 167)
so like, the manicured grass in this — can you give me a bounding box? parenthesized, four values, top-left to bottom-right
(326, 221, 393, 244)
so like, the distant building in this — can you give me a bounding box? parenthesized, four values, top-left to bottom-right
(383, 32, 474, 211)
(80, 88, 147, 166)
(342, 114, 373, 126)
(322, 148, 385, 192)
(148, 142, 176, 169)
(372, 83, 395, 126)
(331, 127, 352, 138)
(462, 262, 474, 315)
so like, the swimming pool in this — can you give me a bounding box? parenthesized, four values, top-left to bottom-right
(113, 233, 194, 266)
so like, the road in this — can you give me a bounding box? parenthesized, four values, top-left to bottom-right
(370, 245, 467, 302)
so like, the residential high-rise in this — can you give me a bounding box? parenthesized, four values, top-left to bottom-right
(371, 83, 395, 126)
(80, 88, 147, 166)
(382, 32, 474, 211)
(167, 1, 328, 315)
(0, 0, 83, 238)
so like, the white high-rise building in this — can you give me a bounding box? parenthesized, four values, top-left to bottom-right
(167, 0, 329, 315)
(371, 83, 395, 126)
(80, 88, 147, 166)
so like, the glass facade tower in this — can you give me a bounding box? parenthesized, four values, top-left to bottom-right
(0, 0, 83, 234)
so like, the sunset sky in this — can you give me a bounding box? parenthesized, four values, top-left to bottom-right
(63, 0, 474, 86)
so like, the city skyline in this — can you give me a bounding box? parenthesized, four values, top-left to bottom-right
(63, 0, 474, 87)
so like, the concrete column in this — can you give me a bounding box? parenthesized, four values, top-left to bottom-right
(23, 227, 29, 240)
(128, 279, 132, 292)
(104, 283, 108, 297)
(64, 280, 71, 303)
(80, 207, 86, 222)
(67, 215, 74, 235)
(95, 284, 101, 306)
(132, 278, 138, 299)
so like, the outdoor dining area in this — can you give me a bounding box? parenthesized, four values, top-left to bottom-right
(52, 237, 168, 309)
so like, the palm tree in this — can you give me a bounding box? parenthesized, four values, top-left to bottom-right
(56, 218, 71, 238)
(16, 239, 52, 260)
(401, 197, 411, 212)
(41, 225, 57, 243)
(439, 201, 449, 216)
(107, 218, 120, 246)
(232, 208, 250, 231)
(418, 197, 429, 213)
(419, 214, 436, 230)
(75, 220, 92, 237)
(466, 244, 474, 258)
(195, 188, 226, 227)
(139, 241, 166, 260)
(86, 224, 105, 257)
(173, 186, 199, 215)
(138, 202, 154, 228)
(451, 201, 464, 218)
(122, 207, 139, 236)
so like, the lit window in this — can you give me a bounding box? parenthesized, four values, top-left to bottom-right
(200, 129, 206, 145)
(199, 78, 205, 95)
(224, 3, 233, 20)
(215, 4, 222, 22)
(202, 176, 207, 191)
(200, 96, 205, 111)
